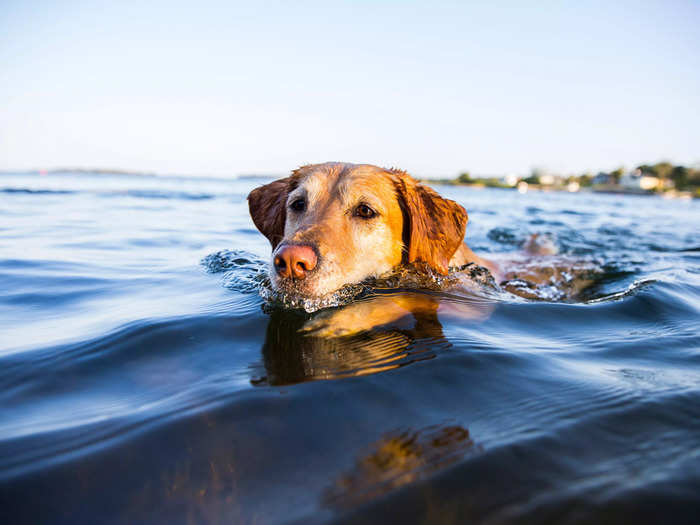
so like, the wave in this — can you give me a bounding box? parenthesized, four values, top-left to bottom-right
(1, 188, 76, 195)
(104, 190, 215, 200)
(1, 187, 219, 201)
(330, 388, 700, 525)
(0, 309, 264, 480)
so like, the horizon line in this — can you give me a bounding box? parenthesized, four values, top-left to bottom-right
(1, 158, 699, 180)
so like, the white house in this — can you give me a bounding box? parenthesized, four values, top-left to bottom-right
(620, 169, 659, 191)
(502, 174, 520, 187)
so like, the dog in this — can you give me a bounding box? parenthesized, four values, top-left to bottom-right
(248, 162, 595, 336)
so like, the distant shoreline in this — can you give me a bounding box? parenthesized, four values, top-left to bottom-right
(423, 180, 696, 199)
(424, 161, 700, 200)
(2, 166, 698, 199)
(0, 168, 284, 180)
(0, 168, 159, 177)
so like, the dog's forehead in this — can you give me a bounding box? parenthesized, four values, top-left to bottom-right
(298, 164, 394, 201)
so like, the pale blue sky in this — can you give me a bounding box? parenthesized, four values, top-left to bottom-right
(1, 1, 698, 177)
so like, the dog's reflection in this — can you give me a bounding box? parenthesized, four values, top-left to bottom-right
(257, 292, 493, 386)
(324, 422, 480, 510)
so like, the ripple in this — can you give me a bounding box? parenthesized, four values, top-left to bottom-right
(3, 176, 700, 523)
(1, 188, 76, 195)
(0, 310, 267, 479)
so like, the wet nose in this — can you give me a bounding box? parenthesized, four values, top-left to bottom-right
(273, 244, 318, 280)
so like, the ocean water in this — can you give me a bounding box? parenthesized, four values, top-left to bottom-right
(1, 171, 699, 524)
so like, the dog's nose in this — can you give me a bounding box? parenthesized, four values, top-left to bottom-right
(273, 244, 318, 279)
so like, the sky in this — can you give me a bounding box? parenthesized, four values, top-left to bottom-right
(1, 1, 698, 178)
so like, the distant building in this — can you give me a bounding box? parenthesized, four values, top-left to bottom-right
(502, 174, 519, 187)
(620, 169, 659, 191)
(567, 181, 580, 192)
(592, 172, 612, 185)
(539, 173, 556, 185)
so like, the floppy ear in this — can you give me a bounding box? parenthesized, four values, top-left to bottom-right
(248, 177, 295, 249)
(393, 173, 468, 274)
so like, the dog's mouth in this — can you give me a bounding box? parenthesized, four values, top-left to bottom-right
(271, 268, 326, 294)
(262, 276, 369, 312)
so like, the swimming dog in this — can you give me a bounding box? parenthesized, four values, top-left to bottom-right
(248, 162, 594, 336)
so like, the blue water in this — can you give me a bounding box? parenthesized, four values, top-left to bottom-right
(1, 171, 699, 524)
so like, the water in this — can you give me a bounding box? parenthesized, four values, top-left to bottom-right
(1, 171, 699, 524)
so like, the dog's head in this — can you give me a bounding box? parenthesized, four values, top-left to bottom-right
(248, 162, 468, 298)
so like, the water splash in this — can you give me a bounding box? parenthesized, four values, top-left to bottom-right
(202, 249, 618, 310)
(262, 262, 506, 313)
(202, 251, 504, 313)
(201, 249, 269, 294)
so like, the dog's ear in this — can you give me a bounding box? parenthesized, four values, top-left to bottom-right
(248, 176, 297, 249)
(392, 172, 468, 274)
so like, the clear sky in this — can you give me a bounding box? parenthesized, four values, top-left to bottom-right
(1, 1, 698, 178)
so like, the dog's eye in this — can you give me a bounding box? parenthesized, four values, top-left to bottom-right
(289, 198, 306, 212)
(354, 204, 376, 219)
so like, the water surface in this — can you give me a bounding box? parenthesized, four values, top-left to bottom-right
(1, 172, 699, 524)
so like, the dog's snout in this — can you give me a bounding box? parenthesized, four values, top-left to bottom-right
(274, 244, 318, 280)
